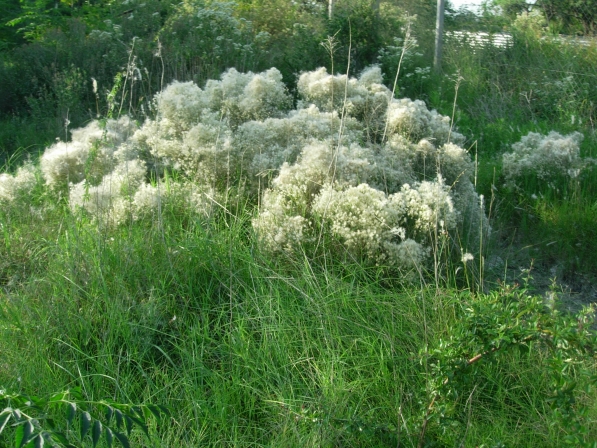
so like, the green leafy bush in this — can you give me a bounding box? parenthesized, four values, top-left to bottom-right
(0, 388, 169, 447)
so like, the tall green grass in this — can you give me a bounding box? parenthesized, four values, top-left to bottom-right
(427, 30, 597, 276)
(1, 188, 595, 446)
(2, 14, 597, 447)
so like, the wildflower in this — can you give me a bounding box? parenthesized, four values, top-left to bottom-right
(462, 252, 474, 263)
(0, 163, 37, 205)
(502, 131, 585, 188)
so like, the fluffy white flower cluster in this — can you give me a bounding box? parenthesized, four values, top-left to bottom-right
(69, 159, 144, 225)
(297, 66, 388, 142)
(153, 68, 292, 132)
(252, 68, 485, 270)
(40, 117, 138, 188)
(312, 182, 454, 270)
(236, 105, 362, 185)
(296, 66, 465, 146)
(128, 67, 295, 183)
(4, 66, 484, 269)
(204, 67, 292, 127)
(297, 67, 389, 123)
(69, 158, 216, 227)
(386, 99, 465, 147)
(502, 131, 588, 187)
(154, 81, 208, 131)
(253, 138, 465, 270)
(0, 163, 37, 205)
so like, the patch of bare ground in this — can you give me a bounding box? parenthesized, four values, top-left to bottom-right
(485, 232, 597, 314)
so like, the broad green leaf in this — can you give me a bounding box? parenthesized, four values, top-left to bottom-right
(114, 431, 130, 448)
(66, 403, 76, 425)
(20, 420, 34, 447)
(114, 409, 123, 430)
(146, 405, 162, 421)
(27, 396, 42, 409)
(132, 406, 143, 419)
(33, 433, 44, 448)
(80, 411, 91, 440)
(92, 420, 102, 447)
(127, 414, 149, 439)
(0, 409, 11, 434)
(49, 391, 66, 402)
(105, 427, 114, 448)
(105, 406, 114, 425)
(44, 418, 56, 430)
(69, 387, 82, 401)
(158, 405, 171, 417)
(50, 431, 69, 445)
(15, 424, 24, 448)
(124, 415, 132, 436)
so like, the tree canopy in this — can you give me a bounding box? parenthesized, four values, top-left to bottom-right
(492, 0, 597, 35)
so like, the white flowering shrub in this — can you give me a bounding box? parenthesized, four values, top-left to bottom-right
(0, 163, 38, 205)
(68, 157, 217, 227)
(253, 67, 485, 270)
(311, 182, 453, 270)
(385, 98, 465, 147)
(236, 105, 363, 186)
(69, 159, 147, 226)
(2, 65, 484, 272)
(297, 66, 390, 141)
(313, 183, 392, 260)
(41, 117, 138, 188)
(154, 81, 208, 132)
(253, 135, 473, 271)
(204, 68, 292, 128)
(41, 140, 100, 188)
(123, 68, 293, 183)
(252, 140, 374, 251)
(128, 181, 217, 223)
(296, 66, 464, 146)
(502, 131, 588, 188)
(133, 110, 234, 184)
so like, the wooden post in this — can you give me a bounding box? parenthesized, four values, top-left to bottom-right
(434, 0, 445, 72)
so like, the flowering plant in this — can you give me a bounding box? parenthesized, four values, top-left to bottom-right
(4, 66, 486, 272)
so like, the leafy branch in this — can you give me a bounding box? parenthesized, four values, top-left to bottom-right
(419, 282, 597, 446)
(0, 387, 170, 448)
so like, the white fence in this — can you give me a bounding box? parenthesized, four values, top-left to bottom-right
(446, 31, 597, 50)
(446, 31, 513, 49)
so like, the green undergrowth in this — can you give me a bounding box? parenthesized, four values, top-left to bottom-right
(423, 31, 597, 277)
(0, 118, 54, 169)
(1, 197, 596, 446)
(1, 14, 597, 446)
(487, 138, 597, 275)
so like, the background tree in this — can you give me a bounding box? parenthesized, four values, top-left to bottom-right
(491, 0, 597, 35)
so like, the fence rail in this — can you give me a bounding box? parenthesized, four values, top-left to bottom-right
(446, 31, 597, 50)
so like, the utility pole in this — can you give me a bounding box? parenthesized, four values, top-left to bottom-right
(434, 0, 445, 72)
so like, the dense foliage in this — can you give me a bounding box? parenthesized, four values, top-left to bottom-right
(491, 0, 597, 35)
(1, 0, 597, 446)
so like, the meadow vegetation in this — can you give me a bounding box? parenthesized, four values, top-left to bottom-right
(1, 0, 597, 446)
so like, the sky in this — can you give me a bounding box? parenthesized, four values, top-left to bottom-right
(448, 0, 486, 13)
